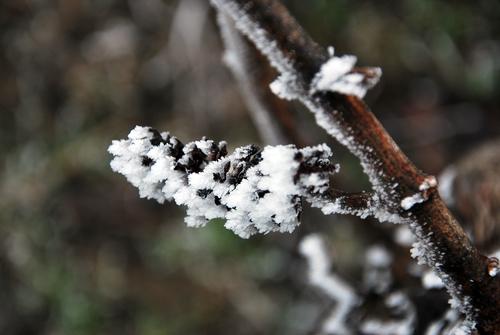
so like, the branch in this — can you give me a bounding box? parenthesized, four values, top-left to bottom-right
(308, 189, 377, 219)
(108, 126, 340, 238)
(299, 234, 359, 334)
(210, 0, 499, 332)
(216, 12, 288, 145)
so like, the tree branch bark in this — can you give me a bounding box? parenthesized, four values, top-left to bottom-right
(211, 0, 499, 332)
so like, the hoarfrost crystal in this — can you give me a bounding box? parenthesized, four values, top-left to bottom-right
(311, 48, 382, 98)
(109, 126, 337, 238)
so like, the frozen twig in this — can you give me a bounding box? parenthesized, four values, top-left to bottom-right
(308, 189, 377, 219)
(109, 126, 379, 238)
(209, 0, 499, 332)
(216, 12, 287, 145)
(299, 234, 358, 334)
(360, 291, 416, 335)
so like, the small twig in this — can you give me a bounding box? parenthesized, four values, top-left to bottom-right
(308, 189, 377, 219)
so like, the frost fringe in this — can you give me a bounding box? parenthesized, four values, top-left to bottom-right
(109, 126, 337, 238)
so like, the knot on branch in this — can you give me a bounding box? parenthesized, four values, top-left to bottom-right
(108, 126, 338, 238)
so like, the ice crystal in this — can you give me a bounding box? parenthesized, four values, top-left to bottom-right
(109, 126, 337, 238)
(311, 48, 382, 98)
(401, 192, 425, 210)
(211, 0, 391, 198)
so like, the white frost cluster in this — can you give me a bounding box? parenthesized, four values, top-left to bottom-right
(311, 48, 382, 98)
(400, 192, 426, 210)
(422, 270, 445, 289)
(109, 126, 337, 238)
(401, 176, 437, 210)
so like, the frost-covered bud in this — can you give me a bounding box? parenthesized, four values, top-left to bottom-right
(310, 47, 381, 99)
(109, 126, 338, 238)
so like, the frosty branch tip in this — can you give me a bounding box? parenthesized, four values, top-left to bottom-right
(109, 126, 357, 238)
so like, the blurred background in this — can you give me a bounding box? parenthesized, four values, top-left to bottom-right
(1, 0, 499, 334)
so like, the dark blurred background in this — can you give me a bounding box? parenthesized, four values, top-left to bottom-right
(1, 0, 499, 334)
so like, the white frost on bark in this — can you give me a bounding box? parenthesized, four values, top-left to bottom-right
(310, 48, 381, 98)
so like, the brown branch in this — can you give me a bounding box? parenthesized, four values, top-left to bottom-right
(211, 0, 499, 332)
(308, 189, 376, 219)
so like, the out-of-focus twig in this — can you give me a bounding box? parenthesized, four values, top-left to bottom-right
(216, 12, 304, 145)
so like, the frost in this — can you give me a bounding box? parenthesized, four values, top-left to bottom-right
(419, 176, 437, 191)
(109, 126, 337, 238)
(299, 234, 358, 334)
(401, 193, 425, 210)
(422, 270, 445, 289)
(210, 0, 296, 80)
(201, 2, 480, 328)
(311, 48, 382, 98)
(211, 0, 390, 198)
(269, 73, 301, 101)
(409, 222, 477, 331)
(400, 178, 437, 210)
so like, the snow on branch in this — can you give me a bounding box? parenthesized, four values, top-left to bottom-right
(216, 12, 287, 145)
(310, 47, 381, 99)
(109, 126, 339, 238)
(424, 309, 464, 335)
